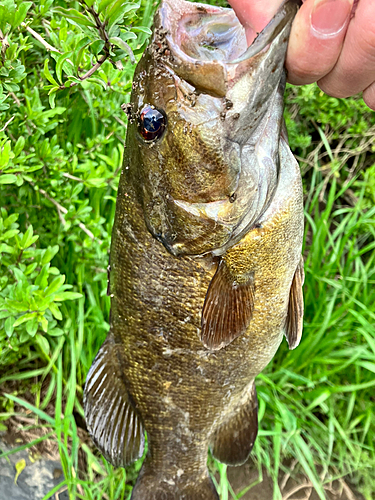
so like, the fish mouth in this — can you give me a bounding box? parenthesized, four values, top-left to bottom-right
(157, 0, 302, 97)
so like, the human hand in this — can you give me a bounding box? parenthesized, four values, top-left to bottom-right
(227, 0, 375, 110)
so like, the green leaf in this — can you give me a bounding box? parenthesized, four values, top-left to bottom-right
(43, 59, 59, 86)
(0, 243, 14, 253)
(13, 312, 38, 327)
(48, 327, 64, 337)
(35, 333, 49, 355)
(90, 39, 105, 56)
(131, 26, 152, 35)
(48, 88, 59, 109)
(4, 213, 18, 227)
(26, 317, 38, 336)
(25, 263, 38, 276)
(35, 264, 50, 289)
(74, 36, 92, 71)
(4, 300, 28, 313)
(12, 267, 25, 282)
(85, 77, 107, 90)
(4, 316, 14, 337)
(118, 31, 137, 41)
(0, 140, 14, 169)
(0, 0, 15, 29)
(53, 8, 96, 28)
(98, 0, 114, 14)
(41, 246, 59, 265)
(106, 0, 140, 24)
(13, 136, 25, 157)
(0, 174, 17, 184)
(40, 315, 48, 332)
(13, 2, 32, 29)
(49, 302, 62, 321)
(0, 229, 18, 240)
(55, 51, 74, 84)
(45, 275, 65, 296)
(109, 37, 135, 63)
(20, 225, 38, 249)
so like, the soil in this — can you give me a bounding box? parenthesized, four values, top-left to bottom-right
(227, 460, 366, 500)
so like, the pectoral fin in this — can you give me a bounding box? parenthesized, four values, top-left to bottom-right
(285, 257, 304, 349)
(210, 382, 258, 465)
(201, 259, 254, 350)
(84, 334, 145, 467)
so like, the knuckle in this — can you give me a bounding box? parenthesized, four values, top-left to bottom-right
(363, 86, 375, 111)
(317, 79, 352, 99)
(286, 60, 321, 85)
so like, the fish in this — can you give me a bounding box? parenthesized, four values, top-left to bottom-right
(83, 0, 304, 499)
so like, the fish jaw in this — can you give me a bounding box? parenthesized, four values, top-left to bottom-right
(126, 0, 300, 257)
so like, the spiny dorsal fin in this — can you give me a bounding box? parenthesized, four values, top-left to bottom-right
(210, 382, 258, 465)
(84, 335, 145, 467)
(285, 256, 304, 350)
(201, 259, 254, 350)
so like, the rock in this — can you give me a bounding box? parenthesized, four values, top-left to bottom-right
(0, 439, 66, 500)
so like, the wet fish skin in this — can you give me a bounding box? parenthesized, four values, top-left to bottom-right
(84, 1, 304, 499)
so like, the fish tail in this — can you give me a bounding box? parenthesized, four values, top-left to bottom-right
(131, 465, 219, 500)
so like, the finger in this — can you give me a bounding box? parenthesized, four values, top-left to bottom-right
(363, 82, 375, 111)
(318, 1, 375, 98)
(286, 0, 354, 85)
(228, 0, 282, 44)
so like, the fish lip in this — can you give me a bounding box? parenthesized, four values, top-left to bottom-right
(229, 0, 302, 64)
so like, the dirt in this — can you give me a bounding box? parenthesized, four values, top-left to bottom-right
(227, 460, 366, 500)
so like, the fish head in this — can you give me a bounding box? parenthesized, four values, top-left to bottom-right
(125, 0, 300, 256)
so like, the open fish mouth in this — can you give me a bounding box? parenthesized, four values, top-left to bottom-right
(158, 0, 301, 97)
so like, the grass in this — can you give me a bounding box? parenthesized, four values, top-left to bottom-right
(1, 0, 375, 499)
(2, 139, 375, 499)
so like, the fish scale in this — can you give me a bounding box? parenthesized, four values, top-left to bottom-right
(84, 0, 304, 498)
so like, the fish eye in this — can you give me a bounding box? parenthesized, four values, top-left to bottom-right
(138, 105, 166, 142)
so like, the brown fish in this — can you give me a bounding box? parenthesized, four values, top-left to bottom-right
(84, 0, 304, 498)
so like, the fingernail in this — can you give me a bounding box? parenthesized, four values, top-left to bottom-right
(311, 0, 353, 38)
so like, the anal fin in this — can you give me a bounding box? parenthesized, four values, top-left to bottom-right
(285, 256, 304, 349)
(201, 259, 254, 350)
(210, 382, 258, 466)
(84, 334, 145, 467)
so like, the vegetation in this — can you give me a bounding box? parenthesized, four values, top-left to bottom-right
(1, 0, 375, 499)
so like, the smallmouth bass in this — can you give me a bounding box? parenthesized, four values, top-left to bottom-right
(84, 0, 304, 499)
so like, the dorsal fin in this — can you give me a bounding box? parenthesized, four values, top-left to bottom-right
(84, 335, 145, 467)
(201, 259, 254, 350)
(285, 257, 304, 349)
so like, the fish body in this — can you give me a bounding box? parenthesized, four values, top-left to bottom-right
(84, 1, 304, 499)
